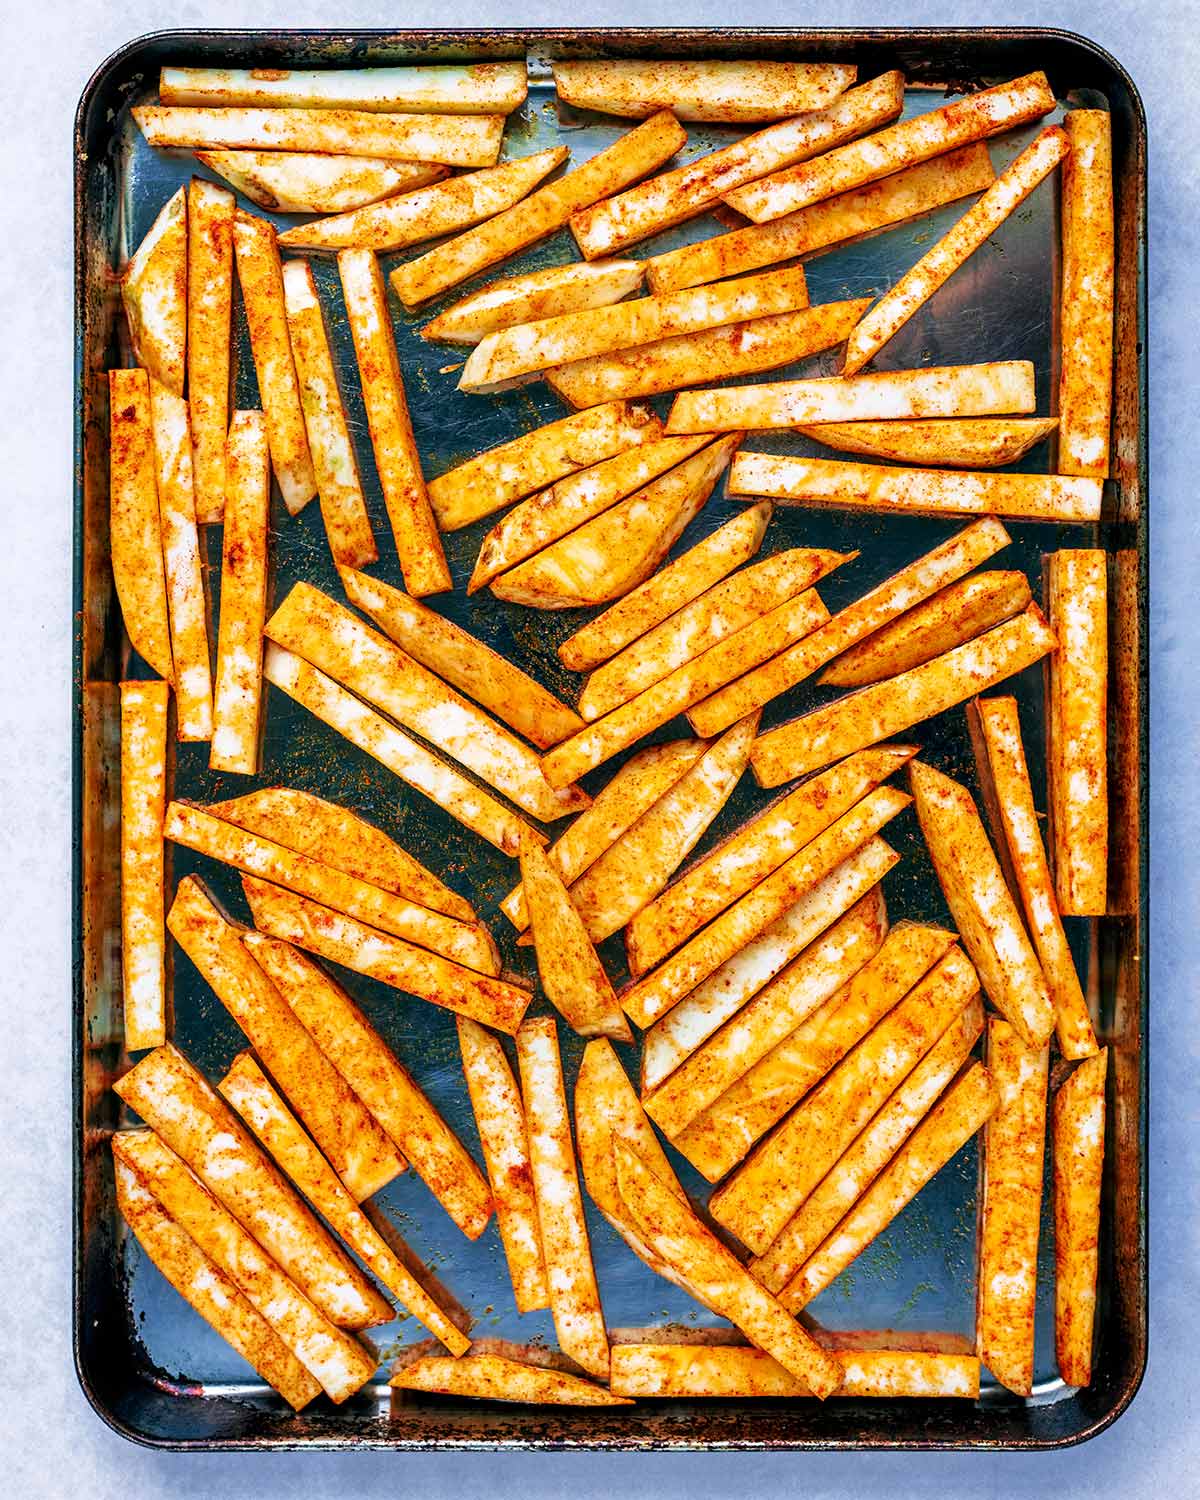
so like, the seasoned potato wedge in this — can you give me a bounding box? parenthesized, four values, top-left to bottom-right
(1053, 1049, 1108, 1387)
(393, 1353, 629, 1405)
(196, 151, 449, 213)
(798, 416, 1058, 468)
(108, 368, 173, 680)
(121, 186, 187, 396)
(186, 178, 235, 524)
(553, 59, 857, 122)
(423, 259, 645, 345)
(161, 61, 528, 113)
(120, 680, 170, 1051)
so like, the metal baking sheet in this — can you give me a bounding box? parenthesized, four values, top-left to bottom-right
(74, 27, 1148, 1451)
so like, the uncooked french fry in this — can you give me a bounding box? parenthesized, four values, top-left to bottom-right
(219, 1051, 470, 1355)
(391, 112, 688, 305)
(341, 567, 583, 748)
(1054, 1048, 1108, 1387)
(281, 259, 377, 570)
(516, 1017, 609, 1379)
(553, 59, 857, 123)
(911, 759, 1055, 1050)
(120, 680, 169, 1051)
(520, 831, 629, 1041)
(422, 260, 645, 345)
(196, 151, 449, 213)
(114, 1044, 390, 1328)
(1058, 110, 1115, 478)
(265, 583, 587, 822)
(210, 411, 269, 775)
(249, 934, 494, 1239)
(843, 127, 1071, 374)
(968, 697, 1098, 1058)
(725, 71, 1057, 222)
(242, 878, 531, 1035)
(186, 178, 234, 524)
(161, 61, 528, 113)
(457, 1017, 548, 1313)
(278, 149, 567, 251)
(338, 249, 450, 596)
(109, 368, 173, 680)
(122, 186, 187, 396)
(490, 434, 739, 609)
(819, 572, 1033, 689)
(392, 1352, 629, 1405)
(1045, 550, 1109, 915)
(427, 400, 662, 532)
(645, 144, 996, 295)
(798, 416, 1058, 468)
(749, 604, 1058, 787)
(667, 360, 1037, 433)
(569, 73, 904, 258)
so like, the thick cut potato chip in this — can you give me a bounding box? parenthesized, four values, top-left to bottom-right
(392, 1352, 629, 1405)
(423, 259, 645, 345)
(120, 680, 169, 1051)
(160, 62, 528, 113)
(122, 186, 187, 396)
(186, 178, 235, 524)
(196, 151, 449, 214)
(109, 368, 173, 680)
(553, 59, 857, 123)
(798, 416, 1058, 468)
(1053, 1049, 1108, 1387)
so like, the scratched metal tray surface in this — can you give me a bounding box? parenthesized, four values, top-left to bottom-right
(73, 27, 1148, 1451)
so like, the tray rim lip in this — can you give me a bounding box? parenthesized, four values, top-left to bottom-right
(72, 22, 1149, 1455)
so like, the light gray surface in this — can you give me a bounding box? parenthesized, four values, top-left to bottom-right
(1, 1, 1193, 1493)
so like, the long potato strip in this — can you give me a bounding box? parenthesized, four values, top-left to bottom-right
(186, 178, 234, 524)
(196, 151, 449, 214)
(423, 259, 645, 345)
(161, 61, 528, 114)
(121, 680, 169, 1050)
(122, 186, 187, 396)
(1053, 1049, 1108, 1386)
(109, 368, 173, 680)
(392, 1353, 629, 1406)
(553, 59, 857, 123)
(799, 416, 1058, 469)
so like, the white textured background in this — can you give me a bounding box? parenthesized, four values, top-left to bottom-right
(3, 4, 1194, 1495)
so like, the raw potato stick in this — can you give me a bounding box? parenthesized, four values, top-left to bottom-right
(186, 178, 234, 524)
(749, 605, 1058, 787)
(232, 213, 317, 514)
(1054, 1049, 1108, 1387)
(516, 1017, 609, 1379)
(1045, 550, 1109, 915)
(422, 260, 646, 345)
(281, 259, 377, 570)
(338, 249, 450, 596)
(392, 1353, 629, 1405)
(161, 61, 527, 113)
(210, 412, 269, 775)
(553, 59, 857, 123)
(843, 127, 1071, 373)
(122, 186, 187, 396)
(250, 934, 494, 1240)
(392, 111, 688, 305)
(799, 416, 1058, 469)
(108, 368, 173, 681)
(975, 1018, 1049, 1396)
(120, 680, 169, 1050)
(725, 71, 1057, 222)
(456, 1017, 549, 1313)
(1058, 110, 1115, 478)
(196, 151, 449, 214)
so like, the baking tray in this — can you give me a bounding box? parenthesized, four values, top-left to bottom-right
(73, 27, 1148, 1451)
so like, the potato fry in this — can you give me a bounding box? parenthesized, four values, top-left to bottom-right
(423, 260, 645, 345)
(393, 1352, 629, 1405)
(249, 933, 494, 1240)
(456, 1017, 548, 1313)
(280, 259, 377, 569)
(186, 178, 234, 524)
(975, 1018, 1049, 1396)
(781, 1061, 998, 1309)
(519, 831, 629, 1041)
(1058, 110, 1115, 478)
(263, 644, 536, 856)
(553, 59, 856, 123)
(114, 1043, 390, 1327)
(667, 360, 1037, 434)
(112, 1150, 323, 1410)
(798, 416, 1058, 468)
(516, 1017, 609, 1379)
(427, 400, 662, 532)
(843, 127, 1070, 374)
(1053, 1049, 1108, 1387)
(210, 411, 269, 774)
(337, 249, 450, 596)
(391, 112, 688, 305)
(265, 583, 587, 822)
(491, 435, 739, 610)
(219, 1051, 470, 1355)
(645, 143, 996, 295)
(341, 567, 582, 748)
(968, 697, 1097, 1058)
(911, 759, 1056, 1050)
(278, 150, 567, 252)
(1045, 550, 1109, 915)
(161, 62, 528, 113)
(749, 604, 1058, 787)
(820, 572, 1033, 689)
(725, 71, 1056, 222)
(689, 515, 1012, 739)
(109, 368, 173, 680)
(120, 680, 169, 1051)
(122, 186, 187, 397)
(196, 151, 449, 213)
(710, 945, 980, 1254)
(547, 300, 871, 410)
(640, 837, 898, 1094)
(242, 878, 531, 1035)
